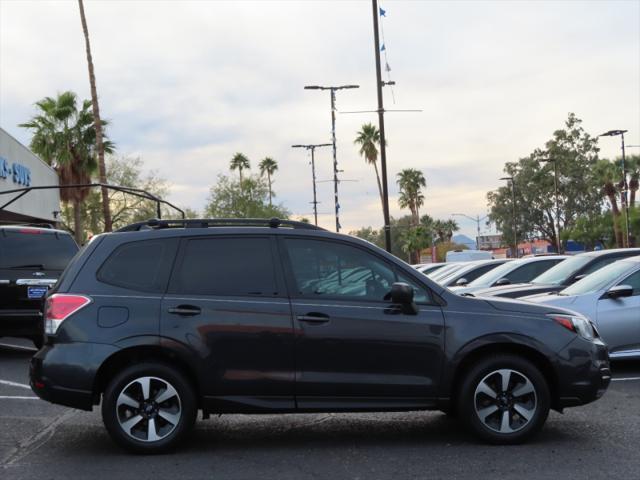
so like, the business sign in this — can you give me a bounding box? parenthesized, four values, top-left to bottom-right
(0, 156, 31, 187)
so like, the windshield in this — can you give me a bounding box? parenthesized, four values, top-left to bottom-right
(561, 260, 635, 296)
(0, 231, 78, 270)
(467, 259, 520, 287)
(531, 255, 591, 285)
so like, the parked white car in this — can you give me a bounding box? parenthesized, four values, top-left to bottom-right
(450, 255, 567, 295)
(436, 259, 509, 287)
(524, 256, 640, 360)
(445, 250, 493, 262)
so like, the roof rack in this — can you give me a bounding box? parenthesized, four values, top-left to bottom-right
(116, 217, 326, 232)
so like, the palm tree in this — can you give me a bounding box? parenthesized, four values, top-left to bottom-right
(596, 159, 623, 247)
(20, 91, 114, 243)
(259, 157, 278, 206)
(354, 123, 383, 211)
(397, 168, 426, 225)
(78, 0, 112, 232)
(442, 219, 459, 242)
(230, 153, 250, 193)
(628, 155, 639, 208)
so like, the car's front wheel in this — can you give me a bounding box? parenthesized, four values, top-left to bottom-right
(101, 362, 197, 453)
(458, 354, 550, 444)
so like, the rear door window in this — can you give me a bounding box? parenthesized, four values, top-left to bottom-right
(169, 236, 279, 297)
(97, 238, 178, 293)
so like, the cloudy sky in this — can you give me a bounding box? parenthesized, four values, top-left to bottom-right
(1, 0, 639, 239)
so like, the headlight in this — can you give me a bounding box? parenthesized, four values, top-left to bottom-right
(548, 313, 595, 340)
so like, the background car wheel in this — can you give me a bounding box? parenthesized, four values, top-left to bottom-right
(458, 354, 550, 444)
(101, 362, 197, 454)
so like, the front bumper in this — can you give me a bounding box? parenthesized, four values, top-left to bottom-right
(30, 342, 119, 411)
(555, 336, 610, 409)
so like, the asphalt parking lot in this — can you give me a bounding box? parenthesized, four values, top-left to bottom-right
(1, 338, 639, 480)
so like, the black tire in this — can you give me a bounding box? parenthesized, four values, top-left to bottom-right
(458, 354, 550, 445)
(101, 362, 197, 454)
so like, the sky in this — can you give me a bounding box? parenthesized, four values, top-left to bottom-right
(1, 0, 639, 240)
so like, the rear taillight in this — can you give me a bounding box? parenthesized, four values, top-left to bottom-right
(45, 294, 91, 335)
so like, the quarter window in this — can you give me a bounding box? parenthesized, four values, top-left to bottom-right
(170, 237, 278, 296)
(97, 239, 177, 292)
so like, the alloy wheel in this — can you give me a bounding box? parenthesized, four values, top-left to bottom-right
(115, 376, 182, 442)
(473, 369, 537, 434)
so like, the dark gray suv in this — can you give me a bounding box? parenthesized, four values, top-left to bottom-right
(30, 218, 610, 453)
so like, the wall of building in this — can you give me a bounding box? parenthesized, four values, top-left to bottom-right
(0, 128, 60, 223)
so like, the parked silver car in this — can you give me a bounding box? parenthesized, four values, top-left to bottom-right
(525, 256, 640, 360)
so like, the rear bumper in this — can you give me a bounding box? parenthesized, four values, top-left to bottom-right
(555, 336, 610, 409)
(30, 342, 119, 411)
(0, 309, 43, 338)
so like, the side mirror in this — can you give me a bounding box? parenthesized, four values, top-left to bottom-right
(386, 282, 419, 315)
(605, 284, 634, 299)
(495, 277, 511, 286)
(455, 277, 469, 286)
(572, 274, 587, 283)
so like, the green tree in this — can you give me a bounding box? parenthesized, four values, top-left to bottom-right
(258, 157, 278, 206)
(629, 155, 639, 208)
(354, 123, 383, 212)
(487, 113, 601, 250)
(20, 91, 114, 243)
(349, 226, 383, 247)
(595, 158, 624, 247)
(78, 0, 112, 232)
(397, 168, 426, 226)
(204, 173, 289, 219)
(400, 225, 431, 263)
(433, 219, 459, 242)
(72, 156, 170, 237)
(229, 153, 250, 193)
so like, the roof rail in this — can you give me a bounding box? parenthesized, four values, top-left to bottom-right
(0, 221, 55, 229)
(116, 217, 326, 232)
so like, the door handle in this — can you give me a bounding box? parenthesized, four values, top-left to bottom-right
(297, 313, 330, 324)
(168, 305, 202, 316)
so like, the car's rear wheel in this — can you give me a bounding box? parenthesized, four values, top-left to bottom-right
(458, 354, 550, 444)
(101, 362, 197, 453)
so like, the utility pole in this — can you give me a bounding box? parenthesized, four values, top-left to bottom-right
(371, 0, 392, 253)
(541, 157, 562, 253)
(292, 143, 332, 226)
(501, 176, 518, 258)
(304, 84, 359, 232)
(452, 213, 488, 249)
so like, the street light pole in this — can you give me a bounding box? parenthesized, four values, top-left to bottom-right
(452, 213, 488, 249)
(305, 84, 359, 232)
(501, 176, 518, 258)
(541, 158, 561, 253)
(292, 143, 332, 226)
(600, 130, 630, 247)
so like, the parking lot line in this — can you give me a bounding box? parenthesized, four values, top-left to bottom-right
(611, 377, 640, 382)
(0, 379, 31, 389)
(0, 342, 37, 352)
(0, 395, 39, 400)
